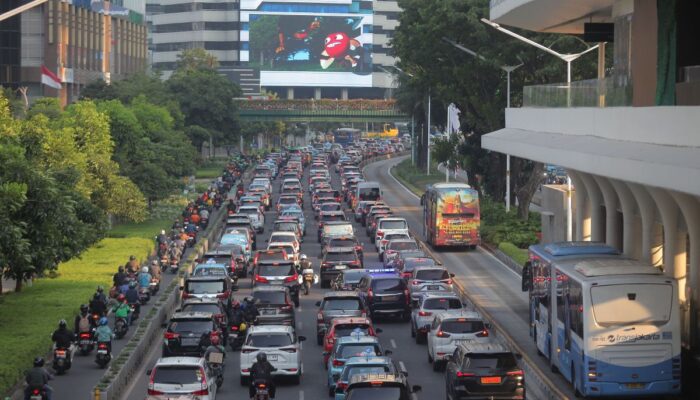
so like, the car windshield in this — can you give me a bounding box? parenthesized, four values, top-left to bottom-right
(238, 208, 259, 216)
(246, 333, 293, 347)
(404, 259, 437, 269)
(323, 298, 361, 310)
(193, 267, 227, 277)
(358, 187, 380, 201)
(380, 220, 407, 230)
(274, 222, 298, 232)
(372, 279, 404, 292)
(326, 252, 356, 262)
(270, 235, 295, 243)
(385, 234, 409, 241)
(335, 324, 370, 337)
(346, 387, 400, 400)
(423, 298, 462, 310)
(169, 319, 212, 334)
(465, 353, 518, 370)
(279, 197, 297, 204)
(181, 304, 221, 314)
(269, 245, 294, 254)
(185, 281, 225, 294)
(339, 344, 382, 359)
(415, 269, 449, 280)
(441, 319, 485, 334)
(321, 204, 341, 211)
(153, 366, 202, 385)
(324, 224, 353, 236)
(322, 214, 345, 222)
(253, 291, 286, 305)
(258, 265, 295, 276)
(389, 241, 418, 251)
(343, 365, 392, 380)
(257, 252, 286, 261)
(202, 256, 230, 264)
(330, 239, 356, 247)
(342, 271, 365, 283)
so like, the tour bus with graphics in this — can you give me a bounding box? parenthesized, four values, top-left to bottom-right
(421, 183, 479, 249)
(525, 255, 680, 397)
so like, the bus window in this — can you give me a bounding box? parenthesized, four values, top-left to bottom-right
(590, 283, 673, 326)
(568, 280, 583, 338)
(359, 187, 380, 201)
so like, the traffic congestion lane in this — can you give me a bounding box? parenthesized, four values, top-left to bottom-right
(364, 155, 577, 398)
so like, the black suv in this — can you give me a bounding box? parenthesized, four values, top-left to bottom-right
(323, 235, 364, 263)
(315, 291, 368, 345)
(345, 374, 421, 400)
(252, 260, 301, 306)
(251, 286, 296, 327)
(320, 247, 362, 288)
(162, 311, 221, 357)
(445, 342, 524, 399)
(357, 273, 411, 320)
(177, 298, 229, 346)
(181, 275, 233, 310)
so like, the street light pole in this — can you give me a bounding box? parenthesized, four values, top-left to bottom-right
(427, 89, 431, 176)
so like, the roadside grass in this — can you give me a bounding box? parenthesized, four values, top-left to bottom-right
(391, 158, 445, 197)
(498, 242, 529, 266)
(0, 199, 185, 396)
(195, 160, 226, 180)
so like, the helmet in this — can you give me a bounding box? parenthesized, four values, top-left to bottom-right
(256, 352, 267, 363)
(80, 304, 89, 313)
(58, 319, 67, 329)
(129, 281, 137, 288)
(161, 230, 166, 235)
(33, 357, 45, 367)
(142, 266, 149, 273)
(231, 300, 240, 309)
(117, 294, 126, 302)
(210, 335, 220, 346)
(118, 266, 124, 272)
(151, 259, 158, 266)
(99, 317, 108, 326)
(129, 255, 136, 261)
(244, 296, 253, 304)
(300, 254, 307, 260)
(96, 285, 104, 293)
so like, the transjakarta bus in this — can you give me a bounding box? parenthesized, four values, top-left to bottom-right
(527, 254, 680, 397)
(421, 183, 479, 248)
(333, 128, 360, 147)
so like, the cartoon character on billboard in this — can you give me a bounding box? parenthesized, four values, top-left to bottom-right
(319, 31, 365, 71)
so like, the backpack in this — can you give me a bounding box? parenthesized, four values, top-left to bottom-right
(78, 315, 90, 332)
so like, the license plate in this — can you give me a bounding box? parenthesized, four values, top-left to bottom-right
(80, 340, 91, 345)
(182, 338, 199, 346)
(262, 309, 276, 315)
(425, 285, 443, 291)
(55, 352, 66, 358)
(267, 354, 278, 361)
(480, 376, 501, 384)
(98, 350, 108, 354)
(381, 295, 399, 301)
(625, 383, 645, 389)
(335, 265, 347, 270)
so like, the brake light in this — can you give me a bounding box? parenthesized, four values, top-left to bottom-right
(336, 382, 348, 391)
(231, 325, 239, 331)
(148, 367, 158, 392)
(333, 359, 345, 367)
(412, 280, 420, 286)
(381, 240, 388, 246)
(377, 231, 384, 238)
(456, 371, 475, 377)
(198, 367, 208, 391)
(446, 279, 453, 285)
(418, 311, 432, 317)
(368, 288, 373, 300)
(476, 329, 489, 338)
(32, 389, 40, 395)
(255, 275, 269, 284)
(97, 343, 108, 349)
(181, 292, 191, 299)
(147, 389, 164, 395)
(436, 330, 451, 338)
(80, 332, 91, 339)
(257, 383, 267, 389)
(284, 273, 298, 283)
(192, 389, 208, 395)
(321, 262, 331, 269)
(507, 370, 524, 376)
(164, 332, 180, 340)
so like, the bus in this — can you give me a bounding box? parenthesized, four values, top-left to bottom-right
(523, 247, 681, 397)
(333, 128, 360, 147)
(421, 183, 480, 248)
(353, 181, 381, 209)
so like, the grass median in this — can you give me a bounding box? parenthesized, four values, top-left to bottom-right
(390, 158, 445, 197)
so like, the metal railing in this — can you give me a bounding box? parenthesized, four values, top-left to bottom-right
(523, 77, 633, 108)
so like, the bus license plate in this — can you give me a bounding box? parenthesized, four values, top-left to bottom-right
(625, 383, 645, 389)
(480, 376, 501, 384)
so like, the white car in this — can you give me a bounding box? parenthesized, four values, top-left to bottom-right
(268, 242, 299, 265)
(147, 357, 218, 399)
(240, 325, 306, 385)
(268, 232, 300, 254)
(377, 232, 412, 257)
(251, 178, 272, 193)
(374, 217, 409, 246)
(408, 266, 455, 301)
(427, 310, 491, 371)
(238, 205, 265, 233)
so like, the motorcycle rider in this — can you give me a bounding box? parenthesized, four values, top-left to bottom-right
(112, 294, 131, 326)
(138, 266, 152, 289)
(74, 304, 94, 337)
(24, 357, 53, 400)
(200, 207, 210, 221)
(126, 255, 139, 275)
(124, 281, 140, 322)
(298, 254, 312, 274)
(89, 286, 108, 316)
(204, 334, 226, 374)
(241, 296, 260, 324)
(51, 320, 75, 359)
(249, 352, 277, 399)
(149, 259, 161, 281)
(112, 266, 127, 288)
(94, 317, 114, 352)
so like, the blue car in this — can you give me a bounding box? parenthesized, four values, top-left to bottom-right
(192, 260, 229, 278)
(334, 356, 399, 400)
(280, 207, 306, 235)
(220, 233, 251, 259)
(325, 334, 386, 395)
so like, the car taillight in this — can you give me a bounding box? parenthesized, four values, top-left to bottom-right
(281, 347, 297, 353)
(284, 273, 298, 283)
(412, 280, 420, 285)
(181, 292, 191, 299)
(456, 371, 475, 377)
(507, 370, 523, 376)
(404, 289, 410, 304)
(381, 240, 388, 246)
(147, 389, 164, 395)
(164, 332, 180, 340)
(476, 329, 489, 337)
(336, 382, 348, 391)
(255, 275, 269, 284)
(241, 348, 259, 353)
(333, 359, 345, 367)
(418, 311, 432, 317)
(148, 367, 158, 391)
(321, 262, 330, 269)
(231, 325, 239, 331)
(32, 389, 40, 395)
(377, 231, 384, 238)
(436, 330, 451, 338)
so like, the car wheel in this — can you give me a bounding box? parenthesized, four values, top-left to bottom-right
(428, 350, 434, 364)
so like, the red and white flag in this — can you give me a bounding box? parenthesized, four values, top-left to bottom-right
(41, 65, 62, 89)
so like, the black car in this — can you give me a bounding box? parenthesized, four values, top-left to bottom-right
(357, 272, 411, 320)
(178, 298, 230, 346)
(345, 374, 421, 400)
(162, 311, 221, 357)
(331, 269, 368, 291)
(251, 286, 296, 326)
(252, 260, 301, 306)
(320, 247, 362, 288)
(445, 342, 524, 399)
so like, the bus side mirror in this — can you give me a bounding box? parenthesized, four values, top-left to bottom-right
(521, 262, 532, 292)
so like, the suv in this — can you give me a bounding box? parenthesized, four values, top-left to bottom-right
(408, 266, 455, 301)
(411, 293, 465, 344)
(251, 286, 296, 326)
(147, 357, 218, 399)
(331, 269, 367, 291)
(315, 291, 368, 344)
(382, 239, 420, 264)
(344, 374, 421, 400)
(181, 276, 232, 309)
(374, 217, 409, 246)
(239, 324, 306, 385)
(427, 310, 491, 371)
(318, 212, 348, 241)
(178, 298, 230, 347)
(445, 342, 524, 399)
(252, 260, 300, 306)
(162, 312, 221, 357)
(201, 245, 248, 278)
(357, 271, 410, 320)
(396, 256, 438, 279)
(320, 221, 355, 246)
(320, 248, 362, 288)
(324, 235, 364, 262)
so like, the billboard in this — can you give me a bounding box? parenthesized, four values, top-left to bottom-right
(248, 14, 373, 87)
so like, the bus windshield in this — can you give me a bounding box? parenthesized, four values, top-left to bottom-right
(359, 187, 380, 201)
(591, 284, 673, 326)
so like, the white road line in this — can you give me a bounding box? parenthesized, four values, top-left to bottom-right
(399, 360, 407, 372)
(385, 162, 420, 200)
(299, 389, 305, 400)
(298, 321, 303, 330)
(390, 339, 397, 349)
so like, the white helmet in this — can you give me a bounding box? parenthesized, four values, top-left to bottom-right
(160, 229, 166, 235)
(300, 254, 307, 260)
(142, 266, 149, 273)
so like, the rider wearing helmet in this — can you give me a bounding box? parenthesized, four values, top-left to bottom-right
(241, 296, 259, 324)
(249, 352, 277, 398)
(126, 255, 140, 274)
(94, 317, 114, 351)
(74, 304, 94, 336)
(204, 334, 226, 373)
(138, 266, 152, 288)
(112, 294, 131, 325)
(51, 320, 75, 358)
(24, 357, 53, 400)
(112, 266, 127, 288)
(90, 286, 108, 316)
(149, 259, 161, 281)
(298, 253, 311, 274)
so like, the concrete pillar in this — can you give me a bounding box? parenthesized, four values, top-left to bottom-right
(647, 188, 686, 303)
(287, 88, 294, 99)
(341, 88, 349, 100)
(568, 171, 589, 241)
(594, 176, 621, 251)
(579, 173, 604, 242)
(609, 179, 639, 258)
(314, 88, 322, 100)
(627, 183, 660, 264)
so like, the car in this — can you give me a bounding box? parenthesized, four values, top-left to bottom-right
(323, 317, 379, 364)
(331, 269, 367, 291)
(324, 235, 364, 263)
(277, 194, 301, 211)
(279, 208, 306, 235)
(247, 186, 270, 210)
(316, 202, 343, 218)
(427, 310, 491, 371)
(411, 293, 465, 344)
(382, 238, 420, 264)
(251, 286, 296, 326)
(220, 232, 252, 259)
(356, 270, 411, 321)
(201, 245, 248, 278)
(239, 324, 306, 385)
(181, 275, 233, 308)
(318, 211, 348, 240)
(178, 298, 230, 346)
(396, 256, 439, 279)
(192, 261, 230, 281)
(162, 311, 221, 357)
(272, 219, 303, 243)
(268, 231, 300, 253)
(315, 291, 369, 344)
(326, 334, 388, 392)
(333, 356, 401, 400)
(353, 201, 375, 222)
(343, 373, 421, 400)
(366, 211, 393, 239)
(377, 232, 411, 259)
(385, 249, 427, 269)
(237, 205, 265, 233)
(224, 215, 257, 245)
(374, 217, 409, 246)
(408, 266, 455, 301)
(445, 341, 524, 400)
(252, 260, 301, 306)
(267, 242, 299, 266)
(252, 248, 289, 274)
(320, 221, 355, 245)
(147, 356, 218, 399)
(320, 247, 363, 288)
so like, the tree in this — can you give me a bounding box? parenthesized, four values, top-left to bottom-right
(249, 15, 280, 67)
(175, 48, 220, 73)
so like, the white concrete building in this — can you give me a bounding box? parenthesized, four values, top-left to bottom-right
(482, 0, 700, 354)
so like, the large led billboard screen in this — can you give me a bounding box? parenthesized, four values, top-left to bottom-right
(247, 12, 374, 87)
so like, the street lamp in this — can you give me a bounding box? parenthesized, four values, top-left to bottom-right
(442, 37, 523, 212)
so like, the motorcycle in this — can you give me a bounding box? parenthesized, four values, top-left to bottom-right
(253, 380, 272, 400)
(52, 347, 71, 375)
(149, 278, 160, 295)
(159, 255, 169, 272)
(95, 342, 111, 368)
(186, 231, 197, 248)
(27, 385, 47, 400)
(129, 302, 140, 322)
(169, 259, 179, 274)
(299, 268, 318, 296)
(114, 317, 129, 339)
(77, 331, 94, 355)
(229, 321, 247, 351)
(138, 287, 150, 304)
(207, 353, 225, 387)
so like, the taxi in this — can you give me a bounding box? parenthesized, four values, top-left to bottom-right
(323, 317, 380, 364)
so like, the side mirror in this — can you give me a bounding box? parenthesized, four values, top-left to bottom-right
(315, 301, 322, 307)
(384, 350, 393, 356)
(412, 385, 422, 393)
(298, 336, 307, 342)
(521, 261, 532, 292)
(485, 322, 492, 330)
(146, 369, 152, 376)
(375, 328, 383, 334)
(401, 370, 408, 377)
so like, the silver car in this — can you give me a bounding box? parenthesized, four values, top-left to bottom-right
(408, 266, 455, 301)
(411, 293, 465, 344)
(146, 357, 218, 399)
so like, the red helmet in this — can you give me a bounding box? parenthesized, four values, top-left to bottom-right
(117, 294, 126, 302)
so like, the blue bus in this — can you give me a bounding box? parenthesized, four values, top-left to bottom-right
(522, 243, 681, 397)
(333, 128, 360, 147)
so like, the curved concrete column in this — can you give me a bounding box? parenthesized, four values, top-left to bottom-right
(670, 193, 700, 307)
(627, 183, 661, 265)
(594, 176, 621, 251)
(579, 173, 604, 242)
(610, 179, 639, 258)
(568, 170, 589, 241)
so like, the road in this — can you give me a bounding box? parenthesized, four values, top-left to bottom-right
(118, 154, 574, 400)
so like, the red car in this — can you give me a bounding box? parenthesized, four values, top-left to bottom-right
(323, 317, 380, 364)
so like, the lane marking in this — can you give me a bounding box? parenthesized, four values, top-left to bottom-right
(390, 339, 397, 349)
(385, 161, 420, 200)
(298, 321, 303, 330)
(399, 360, 407, 372)
(299, 389, 305, 400)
